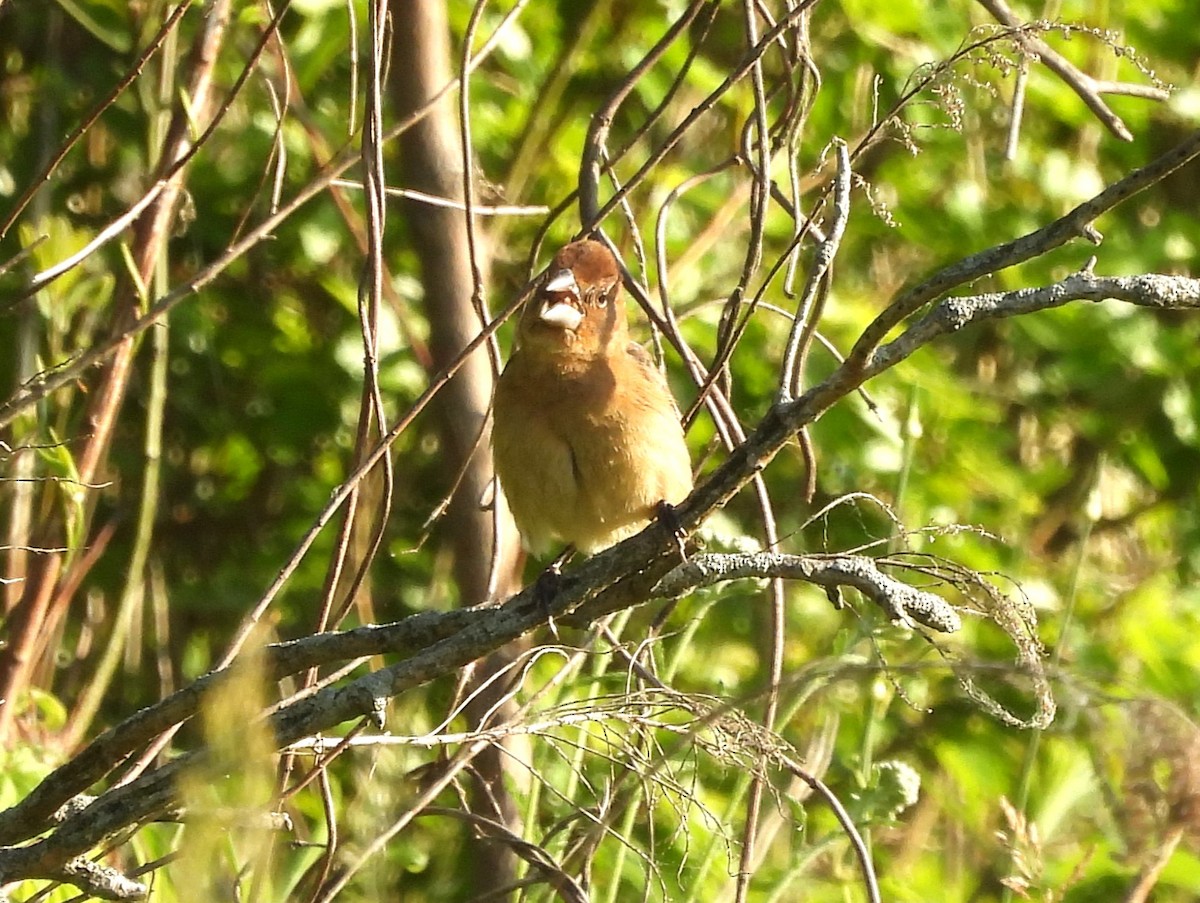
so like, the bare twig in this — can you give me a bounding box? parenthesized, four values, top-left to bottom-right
(17, 1, 287, 300)
(580, 1, 816, 232)
(873, 270, 1200, 373)
(329, 180, 549, 214)
(578, 0, 711, 229)
(845, 127, 1200, 374)
(779, 754, 881, 903)
(778, 138, 851, 404)
(0, 2, 524, 430)
(1123, 827, 1184, 903)
(976, 0, 1170, 142)
(0, 2, 194, 241)
(654, 551, 963, 633)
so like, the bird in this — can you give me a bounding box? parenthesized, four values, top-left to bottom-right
(493, 238, 693, 558)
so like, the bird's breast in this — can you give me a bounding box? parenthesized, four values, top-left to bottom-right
(494, 348, 691, 555)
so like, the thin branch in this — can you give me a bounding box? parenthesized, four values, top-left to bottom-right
(654, 551, 962, 633)
(873, 270, 1200, 374)
(17, 1, 289, 299)
(580, 0, 816, 232)
(578, 0, 711, 228)
(0, 2, 194, 241)
(0, 3, 523, 430)
(0, 609, 484, 845)
(976, 0, 1170, 142)
(778, 137, 850, 404)
(423, 808, 589, 903)
(1123, 826, 1185, 903)
(845, 126, 1200, 373)
(779, 754, 881, 903)
(329, 179, 548, 213)
(26, 182, 167, 291)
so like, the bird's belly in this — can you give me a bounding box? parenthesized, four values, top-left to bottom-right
(568, 436, 667, 550)
(492, 416, 580, 557)
(495, 418, 668, 555)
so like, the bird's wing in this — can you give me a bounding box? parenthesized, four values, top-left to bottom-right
(625, 341, 685, 418)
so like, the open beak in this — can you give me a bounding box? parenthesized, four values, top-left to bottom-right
(537, 268, 583, 330)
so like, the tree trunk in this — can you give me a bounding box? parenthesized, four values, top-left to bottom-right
(390, 1, 526, 896)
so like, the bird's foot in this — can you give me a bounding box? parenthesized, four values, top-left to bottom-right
(532, 561, 564, 611)
(533, 546, 575, 639)
(654, 500, 689, 563)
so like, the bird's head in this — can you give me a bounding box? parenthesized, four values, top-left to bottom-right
(517, 239, 626, 357)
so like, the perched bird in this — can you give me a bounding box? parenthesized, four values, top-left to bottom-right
(493, 239, 693, 557)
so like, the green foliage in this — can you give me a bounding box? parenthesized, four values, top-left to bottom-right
(1, 0, 1199, 900)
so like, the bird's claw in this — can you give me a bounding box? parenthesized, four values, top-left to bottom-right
(654, 500, 689, 563)
(533, 547, 574, 640)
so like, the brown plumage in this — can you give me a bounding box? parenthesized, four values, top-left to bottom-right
(493, 239, 693, 556)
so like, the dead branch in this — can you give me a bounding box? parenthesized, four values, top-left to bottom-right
(976, 0, 1170, 142)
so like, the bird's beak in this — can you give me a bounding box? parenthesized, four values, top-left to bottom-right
(537, 298, 584, 331)
(536, 267, 583, 330)
(544, 268, 578, 295)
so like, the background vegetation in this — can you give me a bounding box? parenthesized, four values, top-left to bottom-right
(1, 0, 1198, 900)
